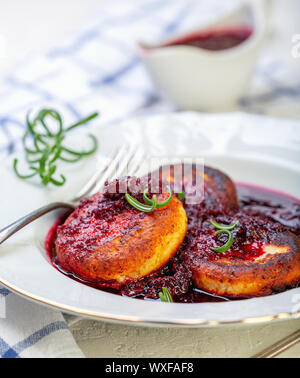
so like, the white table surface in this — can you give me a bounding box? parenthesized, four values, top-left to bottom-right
(70, 318, 300, 358)
(0, 0, 299, 358)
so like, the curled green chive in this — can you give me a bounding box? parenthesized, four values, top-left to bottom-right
(65, 112, 99, 132)
(143, 186, 173, 208)
(13, 159, 38, 179)
(125, 193, 157, 213)
(209, 219, 239, 231)
(62, 134, 98, 157)
(159, 288, 173, 302)
(210, 229, 234, 253)
(126, 185, 173, 213)
(177, 192, 185, 200)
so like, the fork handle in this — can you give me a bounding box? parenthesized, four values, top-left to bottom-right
(0, 202, 74, 245)
(252, 329, 300, 358)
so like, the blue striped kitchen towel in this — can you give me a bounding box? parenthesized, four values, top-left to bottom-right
(0, 0, 299, 358)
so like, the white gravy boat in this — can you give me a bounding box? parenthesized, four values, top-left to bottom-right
(138, 0, 266, 112)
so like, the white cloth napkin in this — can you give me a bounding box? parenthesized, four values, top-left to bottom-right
(0, 0, 299, 358)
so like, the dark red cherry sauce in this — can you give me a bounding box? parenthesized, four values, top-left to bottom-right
(46, 183, 299, 303)
(164, 26, 253, 51)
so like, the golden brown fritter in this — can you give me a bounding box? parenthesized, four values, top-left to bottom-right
(55, 177, 187, 288)
(158, 164, 300, 298)
(183, 211, 300, 298)
(158, 163, 239, 211)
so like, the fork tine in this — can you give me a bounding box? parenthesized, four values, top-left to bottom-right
(127, 148, 146, 176)
(72, 148, 119, 202)
(89, 144, 130, 195)
(74, 144, 146, 201)
(114, 144, 137, 178)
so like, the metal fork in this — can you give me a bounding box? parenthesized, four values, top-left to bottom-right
(0, 144, 145, 245)
(251, 329, 300, 358)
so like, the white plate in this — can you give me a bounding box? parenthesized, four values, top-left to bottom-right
(1, 111, 300, 327)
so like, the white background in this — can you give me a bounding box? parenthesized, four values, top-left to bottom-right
(0, 0, 101, 78)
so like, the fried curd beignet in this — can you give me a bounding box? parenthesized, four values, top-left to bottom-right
(55, 177, 187, 288)
(158, 163, 239, 212)
(182, 211, 300, 298)
(160, 164, 300, 298)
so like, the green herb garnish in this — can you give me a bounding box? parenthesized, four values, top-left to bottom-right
(13, 109, 99, 186)
(209, 219, 239, 231)
(143, 186, 172, 208)
(177, 192, 185, 200)
(210, 219, 239, 253)
(159, 287, 173, 302)
(125, 193, 157, 213)
(125, 186, 173, 213)
(210, 229, 234, 253)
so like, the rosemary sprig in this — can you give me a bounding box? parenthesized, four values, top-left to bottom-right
(210, 229, 234, 253)
(177, 192, 185, 200)
(125, 193, 157, 213)
(125, 186, 173, 213)
(210, 219, 239, 253)
(209, 219, 239, 231)
(13, 109, 99, 186)
(143, 186, 172, 208)
(159, 287, 173, 302)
